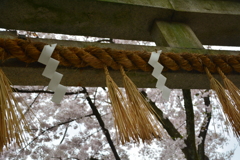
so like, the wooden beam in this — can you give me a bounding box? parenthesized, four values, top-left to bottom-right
(1, 31, 240, 89)
(151, 21, 203, 48)
(0, 0, 240, 46)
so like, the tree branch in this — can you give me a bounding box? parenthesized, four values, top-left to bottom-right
(83, 129, 102, 142)
(51, 157, 62, 160)
(93, 88, 98, 105)
(82, 87, 120, 160)
(12, 88, 84, 95)
(141, 91, 183, 139)
(24, 92, 41, 115)
(20, 113, 94, 152)
(198, 96, 211, 160)
(182, 89, 199, 160)
(67, 157, 79, 160)
(141, 91, 192, 158)
(60, 124, 69, 144)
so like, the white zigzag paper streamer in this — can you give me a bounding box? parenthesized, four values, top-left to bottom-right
(38, 44, 67, 104)
(148, 50, 171, 100)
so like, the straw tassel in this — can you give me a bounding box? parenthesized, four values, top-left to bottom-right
(217, 67, 240, 112)
(119, 65, 163, 142)
(205, 67, 240, 140)
(104, 66, 138, 144)
(0, 69, 29, 152)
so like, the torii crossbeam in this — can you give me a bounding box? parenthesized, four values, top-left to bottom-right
(0, 0, 240, 89)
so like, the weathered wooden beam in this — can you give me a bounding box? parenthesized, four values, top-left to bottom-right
(151, 21, 203, 48)
(0, 0, 240, 46)
(1, 31, 240, 89)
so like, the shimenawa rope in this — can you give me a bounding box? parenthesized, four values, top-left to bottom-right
(0, 38, 240, 74)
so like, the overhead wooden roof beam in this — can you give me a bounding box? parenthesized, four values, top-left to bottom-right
(1, 0, 240, 46)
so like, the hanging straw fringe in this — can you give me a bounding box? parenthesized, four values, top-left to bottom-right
(0, 69, 29, 152)
(205, 67, 240, 140)
(217, 67, 240, 112)
(119, 66, 163, 142)
(104, 66, 139, 144)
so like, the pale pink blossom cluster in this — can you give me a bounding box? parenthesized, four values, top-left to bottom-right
(0, 86, 235, 160)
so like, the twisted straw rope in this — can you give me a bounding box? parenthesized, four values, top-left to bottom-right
(0, 38, 240, 74)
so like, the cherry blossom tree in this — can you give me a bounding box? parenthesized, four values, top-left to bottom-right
(0, 86, 235, 160)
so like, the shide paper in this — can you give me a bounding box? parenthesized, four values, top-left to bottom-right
(38, 44, 67, 104)
(148, 50, 171, 100)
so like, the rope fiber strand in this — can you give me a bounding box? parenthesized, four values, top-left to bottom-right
(0, 38, 240, 74)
